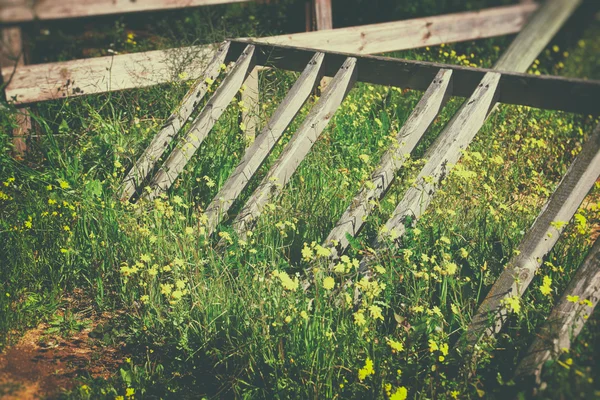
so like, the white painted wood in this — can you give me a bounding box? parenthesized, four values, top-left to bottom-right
(515, 235, 600, 382)
(120, 41, 230, 201)
(204, 52, 325, 235)
(324, 68, 453, 259)
(3, 4, 538, 105)
(144, 45, 255, 200)
(231, 57, 357, 236)
(465, 123, 600, 348)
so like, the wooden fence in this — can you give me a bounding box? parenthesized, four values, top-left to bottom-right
(119, 0, 600, 384)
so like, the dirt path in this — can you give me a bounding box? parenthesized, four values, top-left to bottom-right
(0, 315, 122, 399)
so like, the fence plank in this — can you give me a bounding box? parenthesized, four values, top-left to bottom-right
(356, 0, 581, 273)
(1, 26, 29, 157)
(1, 0, 251, 23)
(514, 236, 600, 382)
(2, 4, 538, 105)
(205, 52, 325, 235)
(231, 57, 357, 236)
(464, 123, 600, 349)
(120, 41, 230, 201)
(240, 66, 260, 143)
(144, 45, 255, 201)
(324, 68, 453, 259)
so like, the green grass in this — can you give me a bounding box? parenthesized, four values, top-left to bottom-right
(1, 2, 600, 399)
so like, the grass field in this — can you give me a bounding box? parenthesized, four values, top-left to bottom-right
(1, 1, 600, 398)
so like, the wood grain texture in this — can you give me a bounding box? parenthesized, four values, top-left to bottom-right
(0, 0, 251, 23)
(145, 45, 255, 201)
(324, 68, 453, 259)
(2, 4, 539, 105)
(464, 123, 600, 349)
(264, 3, 536, 54)
(120, 41, 230, 201)
(231, 57, 357, 236)
(314, 0, 333, 30)
(515, 235, 600, 381)
(204, 52, 325, 236)
(1, 26, 28, 157)
(2, 45, 216, 104)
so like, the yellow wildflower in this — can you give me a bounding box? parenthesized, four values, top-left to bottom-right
(323, 276, 335, 290)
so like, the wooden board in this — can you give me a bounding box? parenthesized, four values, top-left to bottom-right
(231, 57, 357, 236)
(0, 0, 251, 23)
(3, 44, 216, 104)
(2, 3, 539, 105)
(145, 45, 255, 200)
(324, 68, 453, 259)
(120, 41, 230, 201)
(204, 52, 325, 236)
(227, 39, 600, 116)
(464, 123, 600, 348)
(515, 236, 600, 382)
(265, 3, 536, 54)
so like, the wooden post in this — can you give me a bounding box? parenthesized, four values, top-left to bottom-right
(1, 26, 29, 158)
(515, 236, 600, 383)
(314, 0, 333, 30)
(205, 52, 325, 236)
(232, 57, 357, 237)
(313, 0, 332, 90)
(145, 45, 256, 201)
(120, 42, 230, 201)
(240, 66, 260, 144)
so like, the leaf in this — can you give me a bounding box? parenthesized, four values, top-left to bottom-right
(85, 179, 103, 198)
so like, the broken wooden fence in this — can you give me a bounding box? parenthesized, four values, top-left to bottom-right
(119, 0, 597, 382)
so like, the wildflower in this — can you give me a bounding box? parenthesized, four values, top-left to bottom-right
(459, 248, 469, 258)
(171, 290, 184, 301)
(185, 226, 194, 235)
(429, 339, 439, 353)
(540, 275, 552, 296)
(140, 295, 150, 303)
(140, 254, 151, 263)
(126, 387, 135, 397)
(358, 154, 370, 163)
(358, 357, 375, 381)
(387, 338, 404, 353)
(275, 271, 299, 291)
(567, 295, 580, 303)
(353, 310, 366, 326)
(503, 296, 521, 314)
(301, 243, 314, 261)
(314, 244, 331, 257)
(160, 283, 173, 296)
(300, 310, 308, 320)
(445, 262, 458, 276)
(284, 316, 292, 323)
(390, 387, 408, 400)
(175, 279, 186, 290)
(369, 305, 384, 320)
(203, 175, 216, 188)
(58, 180, 70, 189)
(323, 276, 335, 290)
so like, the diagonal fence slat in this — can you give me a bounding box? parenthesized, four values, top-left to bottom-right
(144, 45, 256, 201)
(231, 57, 358, 236)
(204, 52, 325, 236)
(355, 0, 581, 272)
(324, 68, 453, 259)
(120, 41, 231, 201)
(462, 123, 600, 349)
(514, 235, 600, 382)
